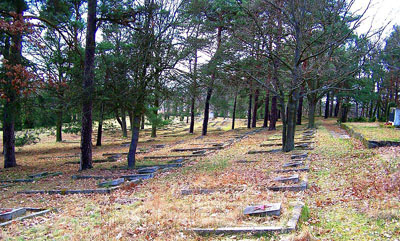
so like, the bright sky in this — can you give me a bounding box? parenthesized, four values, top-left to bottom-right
(351, 0, 400, 38)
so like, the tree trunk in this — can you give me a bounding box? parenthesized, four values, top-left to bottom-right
(127, 114, 141, 169)
(3, 100, 16, 168)
(283, 93, 298, 152)
(324, 92, 330, 119)
(80, 0, 97, 170)
(190, 95, 195, 133)
(263, 90, 269, 128)
(296, 92, 303, 125)
(269, 96, 277, 130)
(151, 98, 159, 138)
(247, 92, 252, 129)
(202, 26, 222, 136)
(202, 86, 213, 136)
(334, 96, 340, 117)
(330, 92, 334, 117)
(252, 89, 259, 128)
(56, 110, 63, 142)
(141, 114, 145, 130)
(96, 103, 104, 146)
(232, 91, 237, 130)
(308, 100, 316, 129)
(121, 109, 127, 137)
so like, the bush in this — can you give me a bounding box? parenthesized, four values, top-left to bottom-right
(15, 130, 41, 147)
(63, 122, 81, 134)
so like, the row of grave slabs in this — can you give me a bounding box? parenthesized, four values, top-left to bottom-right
(0, 127, 263, 227)
(186, 128, 316, 236)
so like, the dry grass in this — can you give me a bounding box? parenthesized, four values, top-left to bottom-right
(343, 122, 400, 141)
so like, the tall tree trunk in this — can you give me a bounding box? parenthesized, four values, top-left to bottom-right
(80, 0, 97, 170)
(283, 94, 298, 152)
(3, 9, 23, 168)
(56, 110, 63, 142)
(334, 96, 341, 117)
(127, 114, 141, 169)
(121, 109, 127, 137)
(269, 96, 277, 130)
(3, 100, 16, 168)
(330, 92, 334, 117)
(252, 89, 259, 128)
(296, 91, 303, 125)
(247, 92, 252, 129)
(263, 90, 269, 128)
(324, 92, 330, 119)
(202, 86, 213, 136)
(141, 114, 145, 129)
(319, 99, 322, 116)
(202, 26, 222, 136)
(308, 100, 316, 129)
(151, 98, 159, 138)
(190, 95, 195, 133)
(96, 103, 104, 146)
(232, 91, 237, 130)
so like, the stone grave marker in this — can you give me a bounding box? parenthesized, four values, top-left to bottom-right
(98, 178, 125, 187)
(268, 181, 308, 192)
(291, 153, 308, 159)
(274, 166, 310, 173)
(28, 172, 49, 178)
(0, 208, 26, 222)
(283, 162, 304, 168)
(137, 166, 160, 174)
(243, 202, 281, 216)
(273, 174, 299, 183)
(121, 173, 154, 180)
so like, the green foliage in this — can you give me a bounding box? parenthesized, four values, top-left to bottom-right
(62, 122, 80, 134)
(146, 107, 170, 128)
(15, 130, 41, 147)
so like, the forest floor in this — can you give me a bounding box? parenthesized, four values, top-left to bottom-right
(0, 118, 399, 240)
(342, 122, 400, 142)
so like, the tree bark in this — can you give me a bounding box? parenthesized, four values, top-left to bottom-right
(324, 92, 330, 119)
(56, 110, 63, 142)
(202, 86, 213, 136)
(247, 92, 252, 129)
(201, 26, 222, 136)
(232, 91, 237, 130)
(121, 109, 127, 137)
(252, 89, 259, 128)
(308, 100, 316, 129)
(269, 96, 277, 130)
(330, 92, 334, 117)
(96, 103, 104, 146)
(296, 91, 303, 125)
(141, 114, 145, 129)
(80, 0, 97, 170)
(3, 100, 16, 168)
(190, 95, 195, 133)
(334, 96, 341, 117)
(151, 98, 159, 138)
(263, 90, 269, 128)
(127, 114, 141, 169)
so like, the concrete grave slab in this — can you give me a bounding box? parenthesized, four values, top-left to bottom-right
(291, 153, 308, 159)
(273, 174, 300, 183)
(120, 173, 154, 180)
(268, 181, 308, 192)
(283, 162, 304, 168)
(181, 189, 216, 195)
(72, 175, 113, 180)
(137, 166, 160, 174)
(243, 202, 281, 216)
(0, 208, 26, 222)
(274, 166, 310, 173)
(0, 208, 52, 227)
(98, 178, 125, 187)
